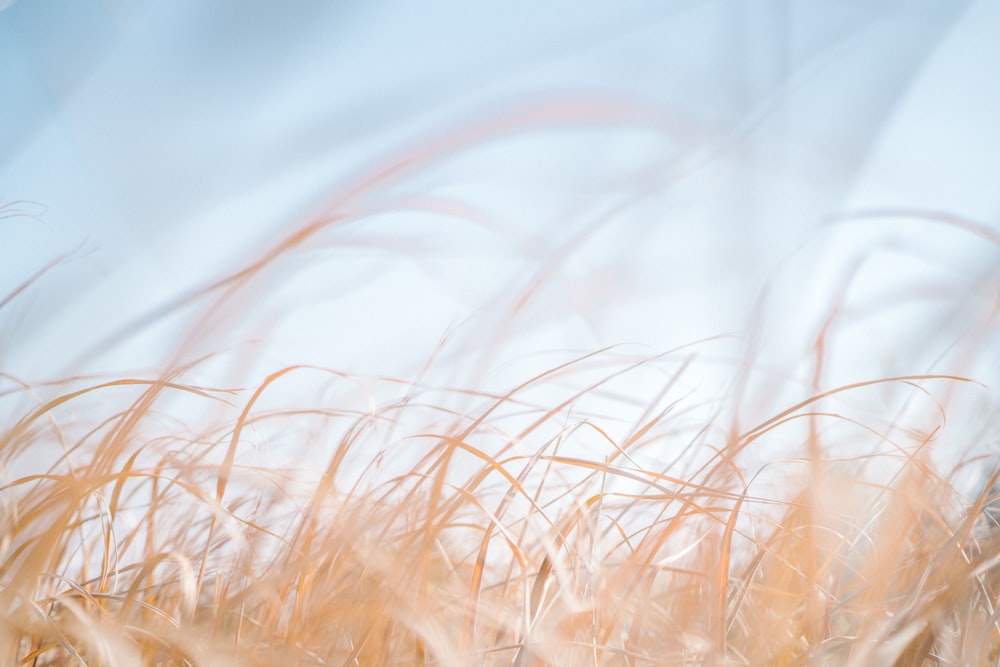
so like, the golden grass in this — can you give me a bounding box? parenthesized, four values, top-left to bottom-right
(4, 299, 998, 666)
(3, 128, 1000, 665)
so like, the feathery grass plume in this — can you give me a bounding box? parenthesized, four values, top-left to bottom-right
(3, 115, 1000, 665)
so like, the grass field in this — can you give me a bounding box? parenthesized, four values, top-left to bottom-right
(3, 184, 999, 667)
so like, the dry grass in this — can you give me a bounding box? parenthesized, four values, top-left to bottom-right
(3, 131, 1000, 665)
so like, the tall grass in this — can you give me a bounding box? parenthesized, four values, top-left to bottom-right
(3, 128, 999, 666)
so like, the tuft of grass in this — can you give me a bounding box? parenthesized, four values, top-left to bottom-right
(2, 325, 998, 664)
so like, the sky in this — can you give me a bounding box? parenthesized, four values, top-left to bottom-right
(2, 0, 999, 439)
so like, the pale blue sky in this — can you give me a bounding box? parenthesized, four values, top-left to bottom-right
(2, 0, 998, 406)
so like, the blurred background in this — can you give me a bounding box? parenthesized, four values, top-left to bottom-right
(2, 1, 999, 466)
